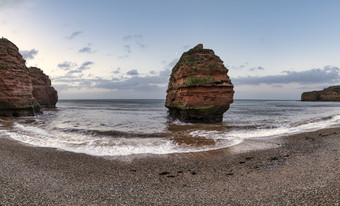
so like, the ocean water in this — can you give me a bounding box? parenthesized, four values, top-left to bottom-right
(1, 99, 340, 156)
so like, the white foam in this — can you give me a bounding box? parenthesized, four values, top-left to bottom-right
(3, 114, 340, 157)
(14, 124, 56, 138)
(191, 114, 340, 141)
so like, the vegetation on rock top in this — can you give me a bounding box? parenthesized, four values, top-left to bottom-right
(0, 37, 9, 42)
(186, 76, 214, 86)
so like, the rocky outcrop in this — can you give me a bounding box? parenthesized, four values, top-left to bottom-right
(0, 37, 57, 116)
(165, 44, 234, 123)
(301, 86, 340, 101)
(29, 67, 58, 108)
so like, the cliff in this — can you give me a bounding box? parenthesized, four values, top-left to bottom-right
(29, 67, 58, 108)
(165, 44, 234, 123)
(301, 86, 340, 101)
(0, 37, 57, 116)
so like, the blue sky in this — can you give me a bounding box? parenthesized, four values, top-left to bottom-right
(1, 0, 340, 99)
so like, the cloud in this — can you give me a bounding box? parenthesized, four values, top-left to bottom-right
(233, 66, 340, 85)
(57, 61, 77, 71)
(126, 69, 139, 76)
(249, 66, 265, 71)
(52, 57, 173, 98)
(53, 67, 171, 94)
(230, 62, 249, 70)
(78, 47, 96, 53)
(112, 68, 121, 74)
(123, 34, 143, 41)
(67, 61, 94, 75)
(168, 58, 179, 68)
(120, 34, 147, 58)
(124, 45, 131, 54)
(0, 0, 36, 11)
(20, 49, 38, 60)
(65, 31, 83, 40)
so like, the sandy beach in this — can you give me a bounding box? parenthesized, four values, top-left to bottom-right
(0, 127, 339, 205)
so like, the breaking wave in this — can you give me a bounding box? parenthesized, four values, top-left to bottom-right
(1, 99, 340, 156)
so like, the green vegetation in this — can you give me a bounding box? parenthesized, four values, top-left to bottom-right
(0, 46, 8, 54)
(0, 63, 9, 69)
(0, 37, 9, 42)
(186, 75, 214, 86)
(302, 91, 314, 96)
(324, 85, 340, 93)
(171, 45, 208, 72)
(186, 55, 205, 66)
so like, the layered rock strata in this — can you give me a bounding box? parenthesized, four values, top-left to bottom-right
(301, 86, 340, 101)
(0, 38, 57, 116)
(30, 67, 58, 108)
(165, 44, 234, 123)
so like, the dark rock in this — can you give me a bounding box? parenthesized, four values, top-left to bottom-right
(159, 171, 170, 176)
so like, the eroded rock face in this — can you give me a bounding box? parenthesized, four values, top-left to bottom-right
(301, 86, 340, 101)
(0, 38, 58, 116)
(30, 67, 58, 108)
(165, 44, 234, 123)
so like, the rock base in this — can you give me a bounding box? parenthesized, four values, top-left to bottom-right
(167, 105, 229, 123)
(0, 105, 41, 117)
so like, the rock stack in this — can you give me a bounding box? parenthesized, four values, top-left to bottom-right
(0, 37, 58, 116)
(165, 44, 234, 123)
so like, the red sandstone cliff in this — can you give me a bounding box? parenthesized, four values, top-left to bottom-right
(0, 37, 58, 116)
(165, 44, 234, 123)
(301, 86, 340, 101)
(29, 67, 58, 108)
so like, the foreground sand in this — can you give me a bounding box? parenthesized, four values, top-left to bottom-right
(0, 127, 339, 205)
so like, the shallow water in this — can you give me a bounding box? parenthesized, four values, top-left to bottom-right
(1, 99, 340, 156)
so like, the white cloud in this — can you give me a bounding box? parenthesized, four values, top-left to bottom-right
(20, 49, 38, 60)
(65, 31, 83, 40)
(233, 66, 340, 85)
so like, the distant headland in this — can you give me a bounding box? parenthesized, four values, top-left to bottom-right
(301, 86, 340, 101)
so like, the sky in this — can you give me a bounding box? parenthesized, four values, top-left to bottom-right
(1, 0, 340, 100)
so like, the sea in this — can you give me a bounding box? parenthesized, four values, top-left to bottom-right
(1, 99, 340, 157)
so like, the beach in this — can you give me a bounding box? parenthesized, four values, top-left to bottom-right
(0, 127, 339, 205)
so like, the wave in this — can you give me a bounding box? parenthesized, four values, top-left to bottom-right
(1, 123, 240, 156)
(1, 112, 340, 157)
(191, 114, 340, 141)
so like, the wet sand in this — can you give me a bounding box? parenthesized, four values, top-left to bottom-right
(0, 127, 339, 205)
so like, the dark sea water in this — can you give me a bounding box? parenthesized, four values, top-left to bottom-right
(1, 99, 340, 156)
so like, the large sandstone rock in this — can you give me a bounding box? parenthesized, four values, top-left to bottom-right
(301, 86, 340, 101)
(30, 67, 58, 108)
(0, 37, 57, 116)
(165, 44, 234, 123)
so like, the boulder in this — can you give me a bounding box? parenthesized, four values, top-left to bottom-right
(165, 44, 234, 123)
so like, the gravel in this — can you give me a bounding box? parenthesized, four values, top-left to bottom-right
(0, 127, 339, 205)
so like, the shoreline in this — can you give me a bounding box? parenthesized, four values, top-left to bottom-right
(0, 127, 339, 205)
